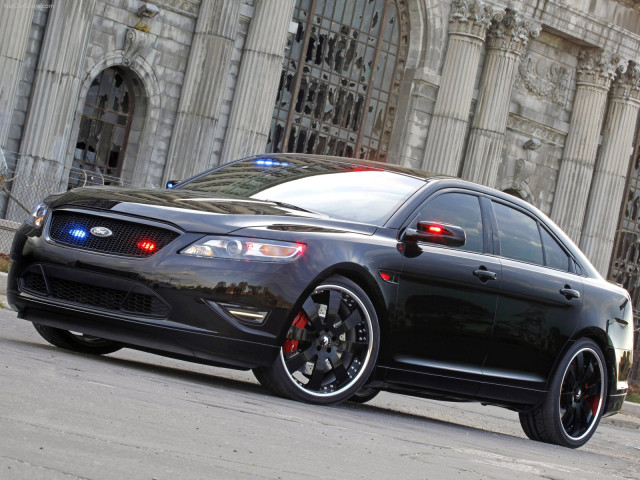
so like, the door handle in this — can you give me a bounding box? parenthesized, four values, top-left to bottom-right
(560, 286, 581, 300)
(473, 269, 497, 281)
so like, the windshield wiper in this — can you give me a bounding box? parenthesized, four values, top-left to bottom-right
(261, 199, 326, 216)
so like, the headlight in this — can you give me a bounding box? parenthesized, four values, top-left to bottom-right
(26, 203, 48, 228)
(181, 236, 306, 263)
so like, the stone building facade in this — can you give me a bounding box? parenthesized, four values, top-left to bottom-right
(1, 0, 640, 372)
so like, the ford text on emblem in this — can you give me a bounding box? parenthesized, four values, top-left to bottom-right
(90, 226, 113, 238)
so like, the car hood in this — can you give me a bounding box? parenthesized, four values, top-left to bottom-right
(47, 186, 377, 235)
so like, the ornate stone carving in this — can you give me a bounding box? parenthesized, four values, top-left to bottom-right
(617, 0, 640, 10)
(576, 48, 623, 89)
(486, 8, 540, 55)
(611, 61, 640, 101)
(449, 0, 499, 39)
(123, 27, 155, 67)
(507, 114, 564, 146)
(514, 53, 571, 106)
(513, 157, 536, 188)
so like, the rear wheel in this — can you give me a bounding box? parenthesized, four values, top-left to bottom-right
(33, 323, 122, 355)
(254, 276, 380, 404)
(518, 338, 607, 448)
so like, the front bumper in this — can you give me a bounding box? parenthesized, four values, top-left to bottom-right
(10, 293, 279, 369)
(8, 222, 311, 369)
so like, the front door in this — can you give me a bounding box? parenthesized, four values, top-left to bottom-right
(389, 191, 500, 394)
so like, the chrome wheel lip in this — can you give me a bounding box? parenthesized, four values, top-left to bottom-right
(558, 347, 605, 442)
(280, 284, 374, 398)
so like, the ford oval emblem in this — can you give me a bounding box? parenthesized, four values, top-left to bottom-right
(90, 226, 113, 238)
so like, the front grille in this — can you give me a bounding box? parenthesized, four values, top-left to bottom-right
(20, 265, 170, 318)
(48, 211, 179, 257)
(23, 269, 48, 295)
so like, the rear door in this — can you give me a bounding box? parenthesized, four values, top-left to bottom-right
(480, 199, 583, 394)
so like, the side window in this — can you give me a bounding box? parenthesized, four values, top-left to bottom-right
(417, 192, 484, 253)
(540, 227, 570, 271)
(493, 202, 543, 265)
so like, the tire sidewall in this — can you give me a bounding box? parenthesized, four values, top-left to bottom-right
(33, 323, 122, 355)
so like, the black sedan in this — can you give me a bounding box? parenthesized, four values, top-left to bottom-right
(7, 154, 634, 448)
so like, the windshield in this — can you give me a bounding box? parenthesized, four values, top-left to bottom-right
(179, 157, 425, 225)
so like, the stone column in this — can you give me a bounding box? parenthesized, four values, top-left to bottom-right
(163, 0, 240, 182)
(550, 48, 620, 243)
(580, 62, 640, 275)
(220, 0, 296, 163)
(421, 0, 496, 175)
(7, 0, 96, 220)
(461, 9, 539, 187)
(0, 1, 35, 149)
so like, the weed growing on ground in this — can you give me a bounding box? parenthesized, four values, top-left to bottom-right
(0, 253, 9, 273)
(628, 383, 640, 404)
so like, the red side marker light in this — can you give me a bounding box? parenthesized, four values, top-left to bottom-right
(137, 240, 157, 252)
(427, 225, 443, 234)
(379, 271, 394, 282)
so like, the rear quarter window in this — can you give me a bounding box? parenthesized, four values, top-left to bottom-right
(492, 201, 543, 265)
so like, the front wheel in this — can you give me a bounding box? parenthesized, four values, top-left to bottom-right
(348, 387, 380, 404)
(254, 276, 380, 405)
(33, 323, 122, 355)
(518, 338, 607, 448)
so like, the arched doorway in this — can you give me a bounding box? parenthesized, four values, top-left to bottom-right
(267, 0, 409, 162)
(70, 66, 135, 188)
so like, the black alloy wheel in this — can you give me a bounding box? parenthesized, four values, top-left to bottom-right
(254, 276, 379, 404)
(33, 323, 122, 355)
(518, 338, 606, 448)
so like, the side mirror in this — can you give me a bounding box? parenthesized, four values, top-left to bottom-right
(166, 180, 180, 189)
(403, 221, 466, 248)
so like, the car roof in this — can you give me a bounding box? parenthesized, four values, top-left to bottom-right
(250, 153, 443, 181)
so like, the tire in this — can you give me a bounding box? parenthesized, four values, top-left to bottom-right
(33, 323, 122, 355)
(254, 276, 380, 405)
(348, 387, 380, 404)
(518, 338, 607, 448)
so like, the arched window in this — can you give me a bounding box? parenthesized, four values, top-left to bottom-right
(268, 0, 408, 162)
(70, 67, 134, 188)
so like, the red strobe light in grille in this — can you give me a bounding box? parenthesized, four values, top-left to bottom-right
(137, 240, 157, 252)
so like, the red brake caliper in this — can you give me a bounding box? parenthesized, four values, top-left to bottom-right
(283, 311, 310, 354)
(585, 382, 600, 416)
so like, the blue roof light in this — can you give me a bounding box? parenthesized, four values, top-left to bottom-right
(254, 159, 291, 167)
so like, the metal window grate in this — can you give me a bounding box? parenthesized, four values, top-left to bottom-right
(267, 0, 408, 162)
